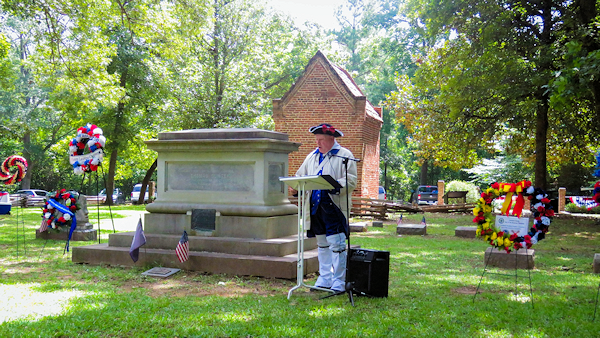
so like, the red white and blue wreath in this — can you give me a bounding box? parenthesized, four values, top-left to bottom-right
(40, 189, 80, 251)
(593, 152, 600, 204)
(69, 123, 105, 175)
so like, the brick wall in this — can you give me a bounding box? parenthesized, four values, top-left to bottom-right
(273, 52, 382, 198)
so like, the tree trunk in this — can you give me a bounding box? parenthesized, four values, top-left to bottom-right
(138, 159, 157, 204)
(534, 101, 549, 189)
(420, 160, 428, 185)
(21, 131, 32, 189)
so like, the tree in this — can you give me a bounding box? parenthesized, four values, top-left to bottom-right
(393, 0, 600, 189)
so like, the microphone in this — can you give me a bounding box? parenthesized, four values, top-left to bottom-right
(329, 153, 361, 162)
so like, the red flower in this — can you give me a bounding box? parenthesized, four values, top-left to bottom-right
(541, 198, 550, 204)
(524, 181, 532, 188)
(491, 182, 500, 189)
(509, 233, 518, 241)
(546, 209, 555, 217)
(497, 231, 504, 237)
(537, 206, 545, 212)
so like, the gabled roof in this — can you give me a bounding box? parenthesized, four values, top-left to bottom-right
(277, 51, 382, 122)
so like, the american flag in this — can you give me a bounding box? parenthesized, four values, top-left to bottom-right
(397, 214, 403, 225)
(421, 216, 426, 225)
(176, 231, 189, 263)
(39, 219, 48, 233)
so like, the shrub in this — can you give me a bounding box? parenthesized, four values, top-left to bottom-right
(564, 203, 600, 214)
(445, 180, 480, 203)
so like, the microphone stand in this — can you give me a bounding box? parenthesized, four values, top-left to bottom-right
(321, 153, 360, 306)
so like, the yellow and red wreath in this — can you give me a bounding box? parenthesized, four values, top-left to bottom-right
(473, 180, 554, 253)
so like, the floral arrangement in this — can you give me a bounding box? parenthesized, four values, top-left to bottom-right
(473, 180, 554, 253)
(593, 152, 600, 204)
(69, 123, 105, 175)
(41, 189, 79, 230)
(0, 155, 28, 185)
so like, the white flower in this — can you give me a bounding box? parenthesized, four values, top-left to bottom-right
(63, 214, 71, 221)
(93, 127, 103, 135)
(69, 145, 78, 153)
(533, 202, 543, 210)
(536, 194, 544, 200)
(44, 212, 51, 218)
(526, 186, 534, 194)
(541, 216, 550, 225)
(98, 135, 106, 148)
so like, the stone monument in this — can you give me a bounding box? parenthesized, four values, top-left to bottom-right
(73, 129, 318, 279)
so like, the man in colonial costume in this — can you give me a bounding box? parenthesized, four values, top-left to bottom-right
(295, 123, 357, 292)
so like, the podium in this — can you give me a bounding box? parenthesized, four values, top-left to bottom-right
(280, 175, 341, 299)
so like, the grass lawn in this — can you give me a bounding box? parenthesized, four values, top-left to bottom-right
(1, 206, 600, 337)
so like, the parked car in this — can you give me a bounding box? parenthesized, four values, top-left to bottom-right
(131, 184, 152, 204)
(99, 188, 125, 204)
(412, 185, 438, 205)
(13, 189, 49, 207)
(378, 186, 387, 200)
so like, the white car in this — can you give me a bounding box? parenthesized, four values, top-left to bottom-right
(13, 189, 49, 207)
(131, 184, 150, 204)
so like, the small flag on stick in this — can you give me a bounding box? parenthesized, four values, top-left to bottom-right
(38, 219, 48, 233)
(176, 231, 189, 263)
(421, 216, 426, 225)
(129, 218, 146, 262)
(397, 214, 403, 225)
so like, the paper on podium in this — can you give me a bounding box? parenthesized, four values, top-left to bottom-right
(279, 175, 342, 191)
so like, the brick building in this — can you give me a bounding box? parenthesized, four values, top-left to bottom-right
(273, 51, 383, 198)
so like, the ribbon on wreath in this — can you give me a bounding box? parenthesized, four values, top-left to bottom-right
(48, 198, 77, 252)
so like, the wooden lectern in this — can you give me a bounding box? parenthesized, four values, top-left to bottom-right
(279, 175, 341, 299)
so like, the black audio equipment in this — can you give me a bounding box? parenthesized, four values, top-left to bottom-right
(347, 248, 390, 298)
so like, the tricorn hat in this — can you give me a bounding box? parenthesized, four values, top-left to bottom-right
(308, 123, 343, 137)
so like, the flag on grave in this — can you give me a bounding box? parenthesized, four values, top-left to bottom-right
(421, 216, 426, 225)
(176, 231, 189, 263)
(397, 214, 403, 225)
(129, 218, 146, 262)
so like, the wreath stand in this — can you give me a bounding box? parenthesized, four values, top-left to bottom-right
(78, 165, 116, 246)
(14, 191, 27, 259)
(473, 246, 534, 308)
(593, 280, 600, 321)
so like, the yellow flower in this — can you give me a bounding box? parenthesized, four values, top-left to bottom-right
(483, 205, 492, 213)
(491, 232, 497, 240)
(484, 235, 490, 241)
(504, 238, 512, 247)
(476, 228, 481, 236)
(473, 207, 480, 216)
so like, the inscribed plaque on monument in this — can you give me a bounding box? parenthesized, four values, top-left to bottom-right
(268, 162, 285, 193)
(191, 209, 216, 231)
(495, 215, 529, 237)
(166, 161, 255, 192)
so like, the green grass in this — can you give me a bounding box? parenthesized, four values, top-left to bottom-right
(1, 209, 600, 337)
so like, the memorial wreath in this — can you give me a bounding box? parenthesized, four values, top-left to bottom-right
(69, 123, 105, 175)
(0, 155, 28, 185)
(473, 180, 553, 253)
(593, 152, 600, 204)
(41, 189, 79, 230)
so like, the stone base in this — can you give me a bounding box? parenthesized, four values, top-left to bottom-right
(455, 226, 477, 238)
(372, 221, 383, 228)
(396, 224, 426, 235)
(144, 213, 297, 239)
(73, 243, 318, 279)
(350, 222, 368, 232)
(484, 247, 534, 270)
(36, 228, 97, 241)
(594, 253, 600, 274)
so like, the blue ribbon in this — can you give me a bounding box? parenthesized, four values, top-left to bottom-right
(48, 198, 77, 252)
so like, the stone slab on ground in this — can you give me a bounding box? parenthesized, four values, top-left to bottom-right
(372, 221, 383, 228)
(396, 224, 426, 235)
(594, 253, 600, 274)
(350, 222, 368, 232)
(455, 226, 477, 238)
(484, 247, 535, 270)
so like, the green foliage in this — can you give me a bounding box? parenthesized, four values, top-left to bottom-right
(463, 155, 534, 187)
(445, 180, 480, 203)
(564, 203, 600, 214)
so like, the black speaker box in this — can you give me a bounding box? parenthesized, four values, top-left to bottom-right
(347, 248, 390, 297)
